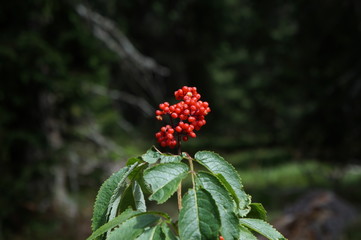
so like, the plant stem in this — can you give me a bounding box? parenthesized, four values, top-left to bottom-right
(177, 135, 182, 211)
(188, 156, 195, 190)
(177, 183, 182, 211)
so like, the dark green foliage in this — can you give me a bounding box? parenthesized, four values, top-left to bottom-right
(0, 0, 120, 235)
(88, 149, 284, 240)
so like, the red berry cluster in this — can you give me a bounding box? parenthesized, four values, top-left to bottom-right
(155, 86, 211, 148)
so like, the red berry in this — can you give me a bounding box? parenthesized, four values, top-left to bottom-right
(189, 132, 196, 138)
(175, 126, 182, 133)
(188, 125, 194, 132)
(155, 86, 209, 147)
(171, 140, 177, 147)
(188, 116, 196, 122)
(219, 236, 224, 240)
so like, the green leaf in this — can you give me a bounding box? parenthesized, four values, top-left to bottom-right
(105, 163, 138, 222)
(247, 203, 267, 221)
(142, 147, 161, 164)
(143, 162, 189, 204)
(91, 163, 138, 232)
(178, 189, 220, 240)
(196, 172, 240, 240)
(133, 181, 147, 212)
(87, 209, 140, 240)
(159, 153, 182, 163)
(142, 147, 182, 164)
(117, 183, 136, 214)
(130, 164, 152, 195)
(113, 181, 147, 216)
(107, 213, 160, 240)
(161, 222, 179, 240)
(195, 151, 250, 210)
(127, 157, 143, 166)
(135, 225, 163, 240)
(239, 218, 286, 240)
(239, 225, 258, 240)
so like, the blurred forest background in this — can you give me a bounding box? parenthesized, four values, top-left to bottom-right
(1, 0, 361, 239)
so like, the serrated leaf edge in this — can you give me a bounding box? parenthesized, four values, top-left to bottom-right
(144, 162, 189, 204)
(239, 218, 286, 240)
(195, 151, 251, 210)
(91, 165, 134, 232)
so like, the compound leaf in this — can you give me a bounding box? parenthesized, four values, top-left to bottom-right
(239, 218, 286, 240)
(143, 163, 189, 204)
(105, 163, 138, 222)
(161, 222, 179, 240)
(159, 153, 182, 163)
(87, 208, 140, 240)
(135, 224, 163, 240)
(107, 213, 160, 240)
(239, 225, 258, 240)
(178, 189, 220, 240)
(142, 147, 161, 164)
(117, 183, 136, 214)
(197, 172, 240, 240)
(91, 163, 137, 232)
(133, 181, 147, 212)
(195, 151, 250, 211)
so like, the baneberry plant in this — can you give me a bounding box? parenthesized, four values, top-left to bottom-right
(87, 86, 286, 240)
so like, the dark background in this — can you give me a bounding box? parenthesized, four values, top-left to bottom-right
(1, 0, 360, 239)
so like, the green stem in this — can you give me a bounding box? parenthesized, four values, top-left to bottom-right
(177, 134, 182, 211)
(188, 156, 196, 190)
